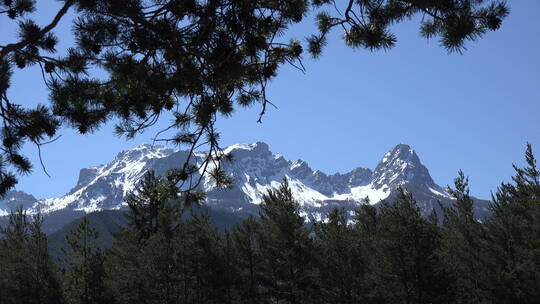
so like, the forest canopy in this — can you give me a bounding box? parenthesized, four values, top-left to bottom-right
(0, 144, 538, 303)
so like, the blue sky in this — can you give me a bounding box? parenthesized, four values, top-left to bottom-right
(1, 1, 539, 200)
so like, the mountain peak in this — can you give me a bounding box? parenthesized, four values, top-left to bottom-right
(372, 144, 435, 189)
(0, 190, 39, 215)
(2, 141, 460, 219)
(380, 144, 420, 165)
(115, 143, 174, 162)
(223, 142, 271, 157)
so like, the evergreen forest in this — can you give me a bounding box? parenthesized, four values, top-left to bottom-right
(0, 144, 539, 304)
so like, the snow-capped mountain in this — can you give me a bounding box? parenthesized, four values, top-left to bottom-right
(0, 191, 39, 216)
(0, 142, 489, 225)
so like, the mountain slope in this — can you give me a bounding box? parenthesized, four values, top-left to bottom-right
(47, 206, 244, 260)
(0, 142, 490, 233)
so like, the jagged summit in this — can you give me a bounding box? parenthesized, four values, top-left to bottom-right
(372, 144, 436, 190)
(0, 190, 38, 216)
(376, 144, 422, 172)
(0, 141, 487, 227)
(114, 143, 175, 162)
(223, 142, 272, 159)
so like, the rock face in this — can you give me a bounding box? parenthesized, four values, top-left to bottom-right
(372, 144, 437, 190)
(0, 142, 490, 225)
(0, 191, 39, 216)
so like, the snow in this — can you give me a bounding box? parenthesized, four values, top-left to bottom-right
(428, 187, 451, 198)
(38, 193, 81, 213)
(223, 143, 256, 155)
(381, 152, 391, 163)
(10, 142, 449, 219)
(290, 160, 305, 170)
(240, 176, 328, 207)
(287, 178, 327, 207)
(76, 195, 107, 213)
(27, 143, 175, 214)
(332, 184, 390, 204)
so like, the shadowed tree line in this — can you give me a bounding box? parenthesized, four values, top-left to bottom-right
(0, 144, 538, 304)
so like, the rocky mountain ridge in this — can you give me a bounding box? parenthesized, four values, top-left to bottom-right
(0, 142, 489, 227)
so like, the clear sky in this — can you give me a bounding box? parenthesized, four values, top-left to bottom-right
(1, 1, 539, 200)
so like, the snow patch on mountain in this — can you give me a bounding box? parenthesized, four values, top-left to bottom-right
(240, 176, 329, 207)
(429, 186, 452, 199)
(28, 144, 176, 214)
(332, 184, 391, 204)
(0, 142, 461, 219)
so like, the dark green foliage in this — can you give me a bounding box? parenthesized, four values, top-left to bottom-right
(375, 189, 452, 303)
(0, 208, 64, 304)
(308, 0, 509, 56)
(315, 208, 370, 303)
(48, 210, 129, 259)
(0, 0, 509, 197)
(3, 145, 540, 303)
(256, 179, 319, 303)
(232, 216, 265, 302)
(106, 170, 237, 303)
(441, 171, 488, 303)
(46, 206, 243, 260)
(60, 217, 111, 304)
(125, 170, 180, 243)
(0, 0, 35, 19)
(105, 171, 184, 303)
(483, 143, 540, 303)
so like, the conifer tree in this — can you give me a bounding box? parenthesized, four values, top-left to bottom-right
(232, 216, 265, 303)
(61, 217, 110, 304)
(257, 179, 319, 304)
(181, 211, 231, 304)
(106, 170, 183, 303)
(376, 189, 451, 304)
(0, 208, 63, 304)
(315, 208, 367, 303)
(441, 171, 487, 303)
(220, 230, 240, 303)
(351, 201, 382, 302)
(103, 229, 146, 304)
(484, 144, 540, 303)
(124, 170, 180, 244)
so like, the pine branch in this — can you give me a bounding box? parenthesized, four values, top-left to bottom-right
(0, 0, 74, 57)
